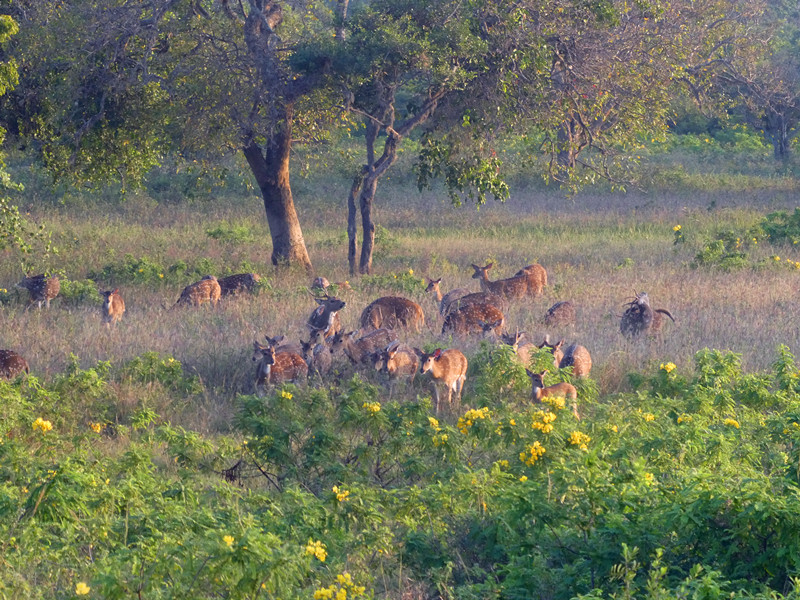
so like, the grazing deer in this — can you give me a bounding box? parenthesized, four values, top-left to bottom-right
(442, 303, 505, 337)
(501, 330, 537, 367)
(331, 328, 398, 365)
(300, 332, 333, 378)
(174, 275, 221, 308)
(543, 300, 576, 327)
(16, 274, 60, 309)
(515, 264, 548, 297)
(307, 295, 346, 339)
(539, 336, 592, 378)
(425, 278, 471, 317)
(252, 337, 308, 396)
(218, 273, 261, 296)
(0, 350, 29, 379)
(360, 296, 425, 332)
(620, 292, 675, 338)
(526, 369, 580, 420)
(471, 263, 528, 301)
(372, 340, 419, 398)
(417, 348, 468, 414)
(100, 289, 125, 328)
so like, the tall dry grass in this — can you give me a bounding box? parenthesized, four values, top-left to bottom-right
(2, 181, 799, 431)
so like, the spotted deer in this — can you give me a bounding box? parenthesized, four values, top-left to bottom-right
(0, 350, 29, 379)
(331, 328, 398, 365)
(471, 263, 528, 301)
(174, 275, 221, 308)
(252, 336, 308, 396)
(360, 296, 425, 333)
(425, 278, 471, 317)
(526, 369, 580, 420)
(300, 332, 333, 378)
(539, 336, 592, 378)
(620, 292, 675, 338)
(16, 274, 60, 309)
(372, 340, 419, 398)
(442, 303, 505, 337)
(501, 330, 537, 367)
(307, 295, 346, 339)
(218, 273, 261, 296)
(100, 289, 125, 328)
(515, 264, 548, 297)
(417, 348, 468, 414)
(543, 300, 576, 327)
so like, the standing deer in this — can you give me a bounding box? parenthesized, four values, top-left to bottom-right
(471, 263, 528, 301)
(217, 273, 261, 296)
(16, 274, 60, 309)
(100, 289, 125, 328)
(0, 350, 29, 379)
(331, 328, 398, 365)
(372, 340, 419, 398)
(515, 264, 548, 297)
(442, 303, 505, 337)
(526, 369, 580, 420)
(425, 277, 471, 317)
(300, 332, 333, 378)
(539, 336, 592, 378)
(620, 292, 675, 338)
(307, 295, 346, 339)
(174, 275, 221, 308)
(360, 296, 425, 332)
(501, 330, 538, 367)
(252, 336, 308, 395)
(417, 348, 469, 414)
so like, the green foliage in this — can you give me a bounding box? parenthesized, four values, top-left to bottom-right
(205, 222, 255, 244)
(57, 277, 102, 305)
(761, 208, 800, 245)
(122, 352, 204, 396)
(359, 267, 425, 295)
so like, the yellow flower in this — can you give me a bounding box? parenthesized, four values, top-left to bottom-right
(223, 535, 235, 547)
(643, 413, 655, 422)
(568, 431, 591, 451)
(362, 401, 381, 414)
(306, 539, 327, 562)
(520, 441, 546, 465)
(408, 268, 414, 275)
(428, 416, 440, 429)
(673, 224, 681, 231)
(159, 273, 164, 278)
(610, 425, 618, 432)
(660, 362, 676, 373)
(32, 417, 53, 433)
(75, 582, 91, 596)
(519, 475, 528, 482)
(332, 485, 350, 502)
(457, 407, 490, 434)
(89, 422, 103, 433)
(724, 418, 740, 429)
(281, 389, 293, 400)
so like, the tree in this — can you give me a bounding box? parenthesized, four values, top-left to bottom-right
(1, 0, 344, 271)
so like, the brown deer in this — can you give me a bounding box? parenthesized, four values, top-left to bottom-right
(417, 348, 468, 414)
(471, 263, 528, 301)
(620, 292, 675, 338)
(442, 303, 505, 337)
(16, 274, 60, 309)
(501, 330, 537, 367)
(526, 369, 580, 420)
(515, 264, 548, 297)
(539, 336, 592, 378)
(0, 350, 29, 379)
(300, 332, 333, 378)
(252, 336, 308, 395)
(331, 328, 398, 365)
(372, 340, 419, 398)
(425, 278, 471, 317)
(100, 289, 125, 328)
(360, 296, 425, 332)
(307, 295, 346, 339)
(218, 273, 261, 296)
(174, 275, 221, 308)
(543, 300, 576, 327)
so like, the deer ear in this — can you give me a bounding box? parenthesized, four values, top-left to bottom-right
(434, 278, 442, 284)
(486, 262, 494, 269)
(433, 348, 443, 359)
(525, 369, 535, 378)
(541, 370, 549, 377)
(113, 288, 119, 294)
(412, 347, 423, 357)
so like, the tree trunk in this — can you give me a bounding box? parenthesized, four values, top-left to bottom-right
(767, 111, 791, 160)
(347, 172, 363, 275)
(358, 174, 380, 274)
(242, 105, 312, 272)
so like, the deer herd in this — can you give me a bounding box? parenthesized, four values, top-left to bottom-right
(3, 264, 676, 419)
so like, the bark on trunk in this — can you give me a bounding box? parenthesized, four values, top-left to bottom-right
(358, 174, 380, 274)
(243, 105, 312, 272)
(347, 172, 363, 275)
